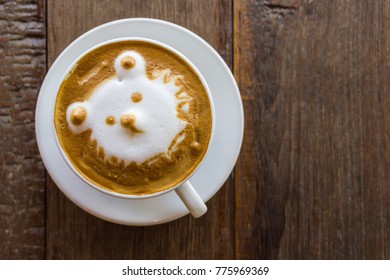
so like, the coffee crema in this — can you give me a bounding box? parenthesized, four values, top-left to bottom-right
(54, 41, 212, 195)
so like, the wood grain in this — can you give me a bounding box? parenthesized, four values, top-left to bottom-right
(235, 0, 390, 259)
(46, 0, 234, 259)
(0, 0, 46, 259)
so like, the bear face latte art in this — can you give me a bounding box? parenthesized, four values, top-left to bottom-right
(54, 40, 212, 195)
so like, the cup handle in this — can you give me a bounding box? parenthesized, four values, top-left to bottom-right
(175, 181, 207, 218)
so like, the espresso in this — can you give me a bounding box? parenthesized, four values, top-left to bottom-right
(54, 41, 212, 195)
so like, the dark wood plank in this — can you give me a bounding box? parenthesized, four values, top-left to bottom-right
(0, 0, 46, 259)
(235, 0, 390, 259)
(46, 0, 234, 259)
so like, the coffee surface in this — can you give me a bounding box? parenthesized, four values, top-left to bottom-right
(54, 41, 212, 195)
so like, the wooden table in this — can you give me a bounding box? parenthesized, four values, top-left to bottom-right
(1, 0, 389, 259)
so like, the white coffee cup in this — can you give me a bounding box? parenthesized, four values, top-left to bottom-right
(53, 37, 215, 218)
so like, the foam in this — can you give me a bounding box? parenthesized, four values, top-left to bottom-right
(66, 51, 188, 165)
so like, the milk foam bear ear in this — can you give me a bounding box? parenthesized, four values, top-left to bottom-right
(66, 101, 92, 133)
(114, 51, 146, 80)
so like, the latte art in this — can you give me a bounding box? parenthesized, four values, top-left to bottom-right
(66, 51, 188, 165)
(54, 40, 212, 195)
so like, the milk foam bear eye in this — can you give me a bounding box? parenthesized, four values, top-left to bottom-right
(131, 92, 142, 103)
(66, 50, 188, 165)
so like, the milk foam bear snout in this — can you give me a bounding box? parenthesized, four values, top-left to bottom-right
(66, 51, 189, 165)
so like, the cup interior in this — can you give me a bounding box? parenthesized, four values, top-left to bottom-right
(53, 37, 215, 199)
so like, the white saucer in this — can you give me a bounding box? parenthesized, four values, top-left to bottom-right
(35, 18, 244, 226)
